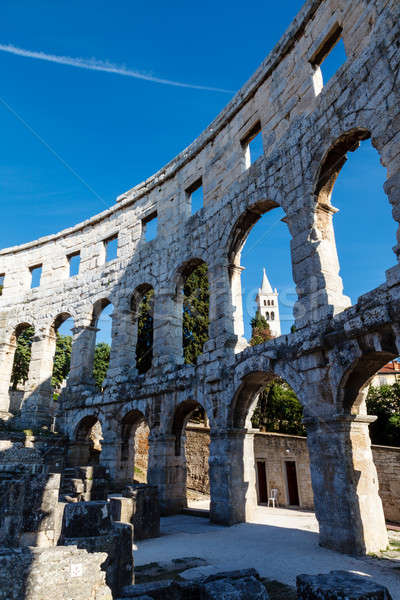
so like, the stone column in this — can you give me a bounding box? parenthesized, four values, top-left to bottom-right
(209, 429, 256, 525)
(228, 264, 247, 348)
(0, 340, 16, 419)
(68, 325, 98, 387)
(289, 205, 351, 329)
(152, 290, 183, 370)
(147, 433, 186, 514)
(20, 332, 57, 428)
(105, 308, 137, 382)
(208, 262, 247, 354)
(305, 414, 388, 555)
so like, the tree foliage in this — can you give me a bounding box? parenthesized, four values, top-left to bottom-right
(251, 378, 305, 435)
(136, 289, 154, 374)
(51, 333, 72, 388)
(93, 343, 111, 390)
(183, 263, 209, 365)
(367, 383, 400, 447)
(249, 311, 273, 346)
(11, 326, 34, 390)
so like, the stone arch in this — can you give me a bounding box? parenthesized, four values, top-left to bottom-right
(227, 199, 280, 268)
(69, 414, 104, 466)
(91, 298, 111, 327)
(119, 408, 149, 483)
(314, 128, 372, 208)
(49, 312, 74, 337)
(225, 198, 291, 345)
(172, 398, 203, 456)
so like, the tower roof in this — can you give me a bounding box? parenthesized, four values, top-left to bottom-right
(259, 267, 273, 294)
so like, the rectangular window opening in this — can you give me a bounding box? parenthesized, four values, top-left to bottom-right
(187, 178, 203, 215)
(0, 274, 4, 296)
(68, 252, 81, 277)
(242, 122, 263, 169)
(311, 25, 346, 95)
(105, 235, 118, 262)
(30, 264, 42, 289)
(142, 212, 158, 242)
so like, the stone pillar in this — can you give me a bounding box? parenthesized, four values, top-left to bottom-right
(209, 429, 255, 525)
(208, 262, 247, 354)
(152, 290, 183, 369)
(0, 340, 16, 419)
(147, 433, 186, 514)
(20, 332, 57, 428)
(68, 325, 98, 387)
(228, 264, 247, 348)
(106, 308, 137, 381)
(305, 414, 388, 555)
(98, 431, 119, 481)
(289, 205, 351, 329)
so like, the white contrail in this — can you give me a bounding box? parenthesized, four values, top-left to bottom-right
(0, 43, 234, 94)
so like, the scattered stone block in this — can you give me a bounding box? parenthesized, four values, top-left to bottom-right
(296, 570, 393, 600)
(0, 545, 113, 600)
(123, 484, 160, 540)
(61, 501, 134, 596)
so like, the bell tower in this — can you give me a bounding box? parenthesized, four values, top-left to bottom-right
(256, 268, 281, 337)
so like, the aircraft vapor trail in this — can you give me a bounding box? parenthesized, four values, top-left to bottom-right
(0, 43, 235, 94)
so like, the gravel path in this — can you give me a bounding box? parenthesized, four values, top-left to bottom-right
(134, 507, 400, 598)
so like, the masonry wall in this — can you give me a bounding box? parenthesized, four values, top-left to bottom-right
(185, 428, 400, 521)
(372, 445, 400, 523)
(185, 425, 210, 494)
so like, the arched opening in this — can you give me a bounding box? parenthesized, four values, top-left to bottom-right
(91, 299, 113, 390)
(131, 284, 154, 374)
(172, 399, 210, 512)
(119, 409, 149, 484)
(69, 415, 103, 466)
(316, 130, 396, 304)
(50, 313, 74, 400)
(9, 323, 35, 413)
(228, 200, 294, 345)
(230, 371, 307, 521)
(177, 260, 209, 365)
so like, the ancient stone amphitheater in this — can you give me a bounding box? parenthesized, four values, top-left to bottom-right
(0, 0, 399, 559)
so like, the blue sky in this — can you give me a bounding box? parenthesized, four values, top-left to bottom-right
(1, 1, 396, 342)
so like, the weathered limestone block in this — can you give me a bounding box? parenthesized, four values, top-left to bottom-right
(0, 468, 64, 548)
(123, 484, 160, 540)
(61, 500, 113, 538)
(0, 545, 112, 600)
(119, 568, 268, 599)
(296, 570, 392, 600)
(61, 501, 134, 596)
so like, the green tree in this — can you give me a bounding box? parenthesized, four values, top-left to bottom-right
(251, 378, 305, 435)
(136, 289, 154, 374)
(51, 333, 72, 388)
(11, 326, 34, 389)
(367, 383, 400, 446)
(183, 263, 209, 365)
(93, 343, 111, 390)
(249, 311, 273, 346)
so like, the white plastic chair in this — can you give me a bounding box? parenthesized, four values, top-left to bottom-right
(267, 488, 279, 507)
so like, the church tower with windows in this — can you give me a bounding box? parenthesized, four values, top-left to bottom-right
(256, 268, 281, 337)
